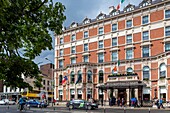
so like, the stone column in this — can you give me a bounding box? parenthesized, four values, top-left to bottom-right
(126, 89, 130, 105)
(135, 88, 138, 100)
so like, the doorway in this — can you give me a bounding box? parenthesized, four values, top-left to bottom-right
(118, 89, 127, 104)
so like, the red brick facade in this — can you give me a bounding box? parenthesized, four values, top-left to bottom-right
(55, 0, 170, 104)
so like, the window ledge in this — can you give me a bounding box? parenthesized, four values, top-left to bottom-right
(162, 37, 170, 43)
(140, 41, 152, 47)
(58, 57, 64, 60)
(70, 54, 76, 58)
(97, 49, 105, 54)
(110, 47, 120, 51)
(124, 45, 135, 49)
(82, 52, 90, 56)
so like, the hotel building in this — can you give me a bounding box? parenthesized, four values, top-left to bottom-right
(54, 0, 170, 105)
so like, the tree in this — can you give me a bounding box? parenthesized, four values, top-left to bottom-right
(0, 0, 66, 90)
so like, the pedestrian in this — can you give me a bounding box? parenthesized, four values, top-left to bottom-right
(159, 98, 165, 109)
(117, 97, 120, 106)
(121, 98, 125, 107)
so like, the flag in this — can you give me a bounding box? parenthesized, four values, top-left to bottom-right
(113, 60, 120, 72)
(75, 75, 82, 85)
(113, 66, 117, 72)
(117, 60, 120, 66)
(116, 0, 125, 10)
(62, 76, 68, 84)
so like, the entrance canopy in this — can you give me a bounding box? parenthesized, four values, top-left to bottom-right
(97, 81, 146, 89)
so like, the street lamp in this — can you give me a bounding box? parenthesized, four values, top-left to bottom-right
(45, 58, 54, 107)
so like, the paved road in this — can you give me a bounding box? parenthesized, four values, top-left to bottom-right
(1, 105, 170, 113)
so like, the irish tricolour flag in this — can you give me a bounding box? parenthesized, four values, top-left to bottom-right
(117, 0, 125, 10)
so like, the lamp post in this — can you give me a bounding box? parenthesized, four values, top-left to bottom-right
(45, 58, 54, 107)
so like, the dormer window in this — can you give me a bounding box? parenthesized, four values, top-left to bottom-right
(97, 12, 106, 20)
(124, 4, 135, 12)
(70, 22, 78, 28)
(139, 0, 152, 8)
(109, 7, 120, 16)
(83, 17, 91, 25)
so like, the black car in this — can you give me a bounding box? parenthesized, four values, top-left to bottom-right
(66, 99, 98, 110)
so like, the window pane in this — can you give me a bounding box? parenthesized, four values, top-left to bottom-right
(60, 49, 63, 56)
(160, 63, 166, 77)
(84, 31, 88, 38)
(142, 15, 148, 24)
(112, 37, 117, 46)
(165, 10, 170, 18)
(99, 71, 103, 83)
(99, 40, 103, 48)
(98, 53, 104, 63)
(59, 60, 63, 68)
(60, 38, 63, 44)
(143, 46, 149, 57)
(84, 44, 88, 51)
(165, 26, 170, 36)
(126, 35, 132, 44)
(71, 58, 76, 64)
(99, 27, 103, 35)
(165, 42, 170, 52)
(84, 55, 88, 62)
(87, 71, 92, 83)
(143, 66, 150, 79)
(71, 34, 76, 41)
(112, 24, 117, 31)
(126, 49, 133, 59)
(71, 46, 76, 54)
(143, 31, 149, 41)
(112, 51, 117, 61)
(126, 20, 132, 28)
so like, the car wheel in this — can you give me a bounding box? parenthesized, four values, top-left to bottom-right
(69, 105, 74, 109)
(87, 105, 92, 110)
(37, 104, 40, 108)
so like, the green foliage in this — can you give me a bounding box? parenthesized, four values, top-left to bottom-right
(0, 0, 66, 89)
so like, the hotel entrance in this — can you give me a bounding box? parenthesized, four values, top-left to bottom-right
(118, 89, 127, 103)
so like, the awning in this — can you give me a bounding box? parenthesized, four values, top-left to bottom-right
(97, 81, 146, 89)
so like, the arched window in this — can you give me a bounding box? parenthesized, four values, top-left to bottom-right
(77, 70, 82, 83)
(127, 67, 133, 74)
(143, 66, 150, 80)
(87, 70, 92, 83)
(99, 70, 104, 83)
(70, 71, 75, 84)
(59, 75, 62, 85)
(159, 63, 166, 78)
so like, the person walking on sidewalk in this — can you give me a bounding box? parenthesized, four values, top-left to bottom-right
(159, 98, 165, 109)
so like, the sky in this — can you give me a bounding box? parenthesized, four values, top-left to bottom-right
(34, 0, 142, 67)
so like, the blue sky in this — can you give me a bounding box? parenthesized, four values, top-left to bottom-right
(34, 0, 141, 66)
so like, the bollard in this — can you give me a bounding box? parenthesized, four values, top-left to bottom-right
(149, 108, 150, 113)
(69, 107, 70, 111)
(8, 105, 9, 109)
(124, 107, 126, 113)
(104, 107, 106, 113)
(53, 107, 55, 110)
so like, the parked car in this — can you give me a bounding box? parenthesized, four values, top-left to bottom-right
(66, 99, 98, 110)
(2, 99, 9, 105)
(8, 100, 16, 105)
(26, 99, 48, 108)
(0, 100, 6, 105)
